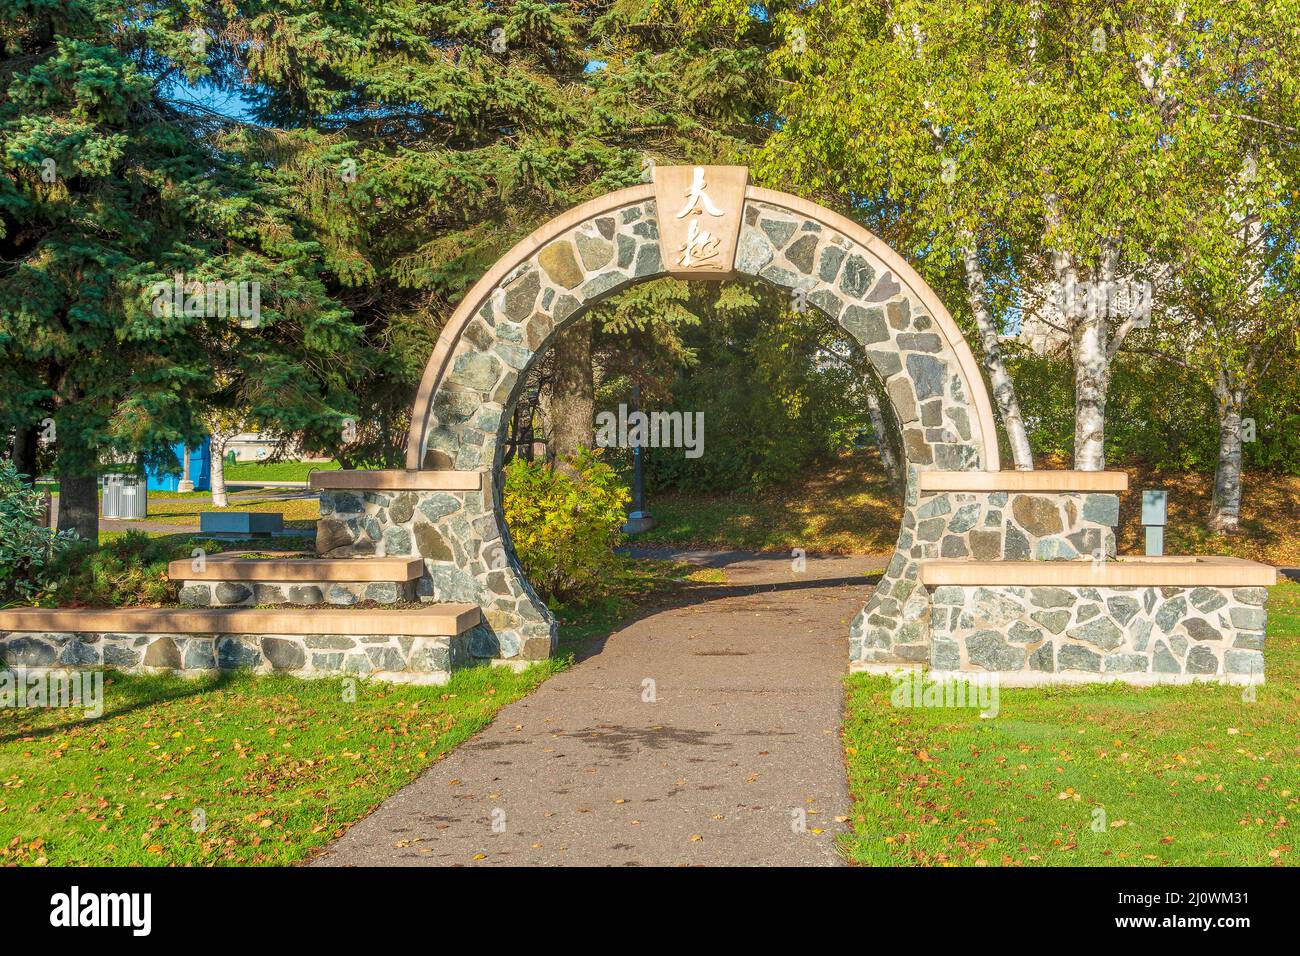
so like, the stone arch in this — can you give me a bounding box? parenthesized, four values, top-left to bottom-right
(403, 169, 1000, 666)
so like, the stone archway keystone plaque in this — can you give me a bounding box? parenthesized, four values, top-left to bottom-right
(653, 165, 749, 277)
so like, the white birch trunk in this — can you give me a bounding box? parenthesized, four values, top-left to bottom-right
(962, 243, 1034, 470)
(209, 433, 230, 509)
(1208, 377, 1245, 533)
(864, 387, 902, 487)
(1060, 247, 1114, 471)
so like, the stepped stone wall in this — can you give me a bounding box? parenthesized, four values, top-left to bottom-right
(854, 486, 1121, 665)
(317, 487, 554, 661)
(0, 629, 471, 684)
(177, 579, 414, 607)
(928, 584, 1269, 683)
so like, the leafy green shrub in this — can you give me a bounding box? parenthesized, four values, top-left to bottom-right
(50, 532, 194, 607)
(503, 449, 630, 603)
(0, 460, 74, 604)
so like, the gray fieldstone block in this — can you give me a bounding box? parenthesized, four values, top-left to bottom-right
(1190, 587, 1228, 613)
(1229, 606, 1266, 630)
(1233, 630, 1265, 651)
(1152, 640, 1181, 673)
(930, 637, 961, 670)
(1106, 595, 1141, 625)
(104, 643, 141, 668)
(1030, 587, 1076, 609)
(1155, 596, 1188, 633)
(1030, 610, 1071, 635)
(217, 637, 260, 670)
(312, 652, 345, 671)
(1224, 649, 1264, 675)
(966, 631, 1026, 671)
(381, 526, 412, 556)
(288, 585, 324, 606)
(1008, 621, 1043, 644)
(1081, 494, 1120, 527)
(183, 640, 216, 670)
(1182, 618, 1222, 642)
(215, 582, 253, 605)
(932, 586, 965, 606)
(1058, 644, 1102, 672)
(1066, 616, 1123, 651)
(262, 637, 306, 671)
(59, 640, 100, 666)
(365, 582, 400, 604)
(1186, 645, 1220, 675)
(178, 584, 212, 606)
(327, 585, 358, 606)
(1029, 642, 1055, 671)
(1104, 653, 1149, 673)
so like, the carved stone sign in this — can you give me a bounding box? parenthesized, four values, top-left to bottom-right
(652, 165, 749, 278)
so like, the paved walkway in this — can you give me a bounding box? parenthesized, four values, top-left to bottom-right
(312, 551, 886, 867)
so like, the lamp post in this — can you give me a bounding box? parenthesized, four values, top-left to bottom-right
(623, 382, 655, 534)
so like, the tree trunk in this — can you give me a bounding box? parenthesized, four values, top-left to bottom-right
(962, 243, 1034, 470)
(210, 434, 229, 508)
(864, 387, 902, 488)
(548, 319, 595, 476)
(1063, 251, 1109, 471)
(10, 425, 38, 483)
(56, 468, 99, 541)
(1208, 380, 1245, 533)
(1071, 321, 1108, 470)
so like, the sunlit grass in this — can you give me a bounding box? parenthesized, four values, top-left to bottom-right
(839, 581, 1300, 867)
(0, 663, 561, 866)
(0, 557, 703, 865)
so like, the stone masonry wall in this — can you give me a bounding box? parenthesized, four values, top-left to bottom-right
(852, 487, 1121, 665)
(928, 584, 1269, 683)
(0, 629, 471, 685)
(317, 488, 554, 661)
(178, 579, 414, 607)
(404, 194, 997, 666)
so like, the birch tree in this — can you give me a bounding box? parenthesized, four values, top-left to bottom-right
(1014, 0, 1300, 469)
(1141, 155, 1299, 532)
(691, 0, 1043, 468)
(687, 0, 1300, 473)
(202, 411, 246, 509)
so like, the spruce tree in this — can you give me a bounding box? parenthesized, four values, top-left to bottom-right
(0, 0, 361, 537)
(207, 0, 776, 466)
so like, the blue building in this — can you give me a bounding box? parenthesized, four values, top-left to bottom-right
(146, 438, 211, 492)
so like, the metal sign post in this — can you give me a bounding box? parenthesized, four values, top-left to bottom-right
(1142, 490, 1168, 557)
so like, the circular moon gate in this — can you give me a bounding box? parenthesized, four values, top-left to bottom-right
(405, 169, 1000, 667)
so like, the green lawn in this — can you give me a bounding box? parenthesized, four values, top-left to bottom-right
(839, 579, 1300, 867)
(0, 556, 710, 865)
(0, 664, 560, 866)
(141, 491, 319, 530)
(223, 460, 340, 482)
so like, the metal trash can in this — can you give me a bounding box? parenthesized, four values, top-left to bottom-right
(102, 474, 148, 520)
